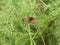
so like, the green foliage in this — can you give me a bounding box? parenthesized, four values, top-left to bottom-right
(0, 0, 60, 45)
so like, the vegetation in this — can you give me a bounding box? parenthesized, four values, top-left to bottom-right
(0, 0, 60, 45)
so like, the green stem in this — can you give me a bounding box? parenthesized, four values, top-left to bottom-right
(33, 40, 36, 45)
(27, 24, 33, 45)
(40, 32, 46, 45)
(39, 0, 46, 5)
(38, 26, 46, 45)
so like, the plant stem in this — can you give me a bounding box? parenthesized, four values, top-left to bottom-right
(40, 32, 46, 45)
(27, 24, 33, 45)
(33, 40, 36, 45)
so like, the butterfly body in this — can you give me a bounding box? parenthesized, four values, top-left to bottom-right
(23, 16, 37, 24)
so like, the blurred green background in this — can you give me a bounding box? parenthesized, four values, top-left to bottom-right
(0, 0, 60, 45)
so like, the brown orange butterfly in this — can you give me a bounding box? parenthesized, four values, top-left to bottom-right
(23, 16, 37, 24)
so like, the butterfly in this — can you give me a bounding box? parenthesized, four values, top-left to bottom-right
(23, 16, 37, 24)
